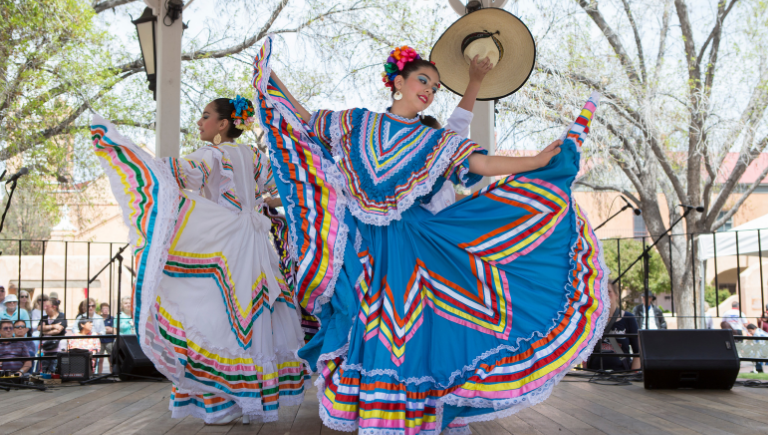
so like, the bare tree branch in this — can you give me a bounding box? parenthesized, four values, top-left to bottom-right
(93, 0, 139, 14)
(703, 0, 737, 97)
(695, 0, 738, 69)
(711, 140, 768, 230)
(652, 0, 672, 84)
(576, 0, 642, 86)
(620, 0, 646, 84)
(114, 1, 369, 73)
(574, 179, 640, 204)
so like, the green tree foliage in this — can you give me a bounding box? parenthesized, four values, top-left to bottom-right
(602, 238, 671, 310)
(704, 285, 732, 312)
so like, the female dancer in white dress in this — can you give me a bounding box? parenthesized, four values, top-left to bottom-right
(91, 96, 308, 424)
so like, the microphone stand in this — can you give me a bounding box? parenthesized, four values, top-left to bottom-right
(611, 206, 700, 329)
(594, 204, 635, 231)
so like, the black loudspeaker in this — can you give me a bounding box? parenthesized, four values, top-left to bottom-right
(113, 335, 164, 381)
(58, 350, 92, 381)
(639, 330, 740, 390)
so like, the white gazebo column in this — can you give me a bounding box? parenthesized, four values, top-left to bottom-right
(470, 100, 495, 190)
(146, 0, 183, 158)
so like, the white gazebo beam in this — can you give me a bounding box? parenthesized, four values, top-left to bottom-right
(144, 0, 183, 158)
(470, 100, 495, 190)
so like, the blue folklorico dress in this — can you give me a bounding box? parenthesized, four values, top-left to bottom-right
(253, 35, 609, 434)
(90, 116, 309, 423)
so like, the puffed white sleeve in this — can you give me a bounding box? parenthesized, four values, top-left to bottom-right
(164, 147, 216, 193)
(443, 107, 473, 138)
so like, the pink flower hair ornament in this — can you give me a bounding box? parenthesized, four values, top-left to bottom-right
(382, 45, 438, 90)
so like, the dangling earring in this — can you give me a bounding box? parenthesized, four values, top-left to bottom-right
(213, 133, 222, 145)
(393, 90, 403, 101)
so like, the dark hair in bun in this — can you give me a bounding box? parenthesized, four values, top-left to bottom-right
(420, 115, 441, 129)
(210, 97, 253, 139)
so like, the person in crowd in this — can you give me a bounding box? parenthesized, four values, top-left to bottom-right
(0, 285, 5, 305)
(38, 297, 67, 373)
(746, 323, 767, 373)
(0, 319, 31, 375)
(13, 319, 35, 359)
(1, 294, 30, 327)
(723, 301, 749, 335)
(757, 303, 768, 334)
(68, 298, 106, 337)
(98, 302, 114, 373)
(69, 318, 102, 372)
(18, 290, 32, 313)
(116, 297, 135, 335)
(587, 282, 641, 371)
(703, 301, 714, 329)
(632, 292, 667, 329)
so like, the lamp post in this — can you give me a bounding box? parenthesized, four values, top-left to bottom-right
(132, 7, 157, 100)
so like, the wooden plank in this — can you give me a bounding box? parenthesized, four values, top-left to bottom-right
(649, 389, 768, 429)
(530, 402, 606, 435)
(568, 382, 700, 435)
(553, 384, 677, 435)
(516, 407, 577, 435)
(466, 420, 511, 435)
(223, 418, 263, 435)
(1, 382, 130, 434)
(163, 415, 205, 435)
(0, 383, 88, 417)
(10, 382, 148, 435)
(614, 385, 765, 433)
(72, 383, 171, 435)
(254, 403, 300, 435)
(577, 382, 753, 435)
(494, 414, 545, 435)
(43, 382, 166, 435)
(289, 387, 322, 435)
(93, 386, 172, 434)
(545, 394, 641, 435)
(0, 385, 105, 426)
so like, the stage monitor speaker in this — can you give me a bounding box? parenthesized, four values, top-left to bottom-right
(639, 329, 739, 390)
(113, 335, 164, 381)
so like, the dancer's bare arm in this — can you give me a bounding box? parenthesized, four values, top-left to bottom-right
(467, 140, 562, 177)
(269, 71, 312, 122)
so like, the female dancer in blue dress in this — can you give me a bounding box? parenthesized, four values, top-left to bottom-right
(252, 35, 608, 434)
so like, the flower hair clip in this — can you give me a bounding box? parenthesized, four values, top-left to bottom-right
(230, 95, 256, 131)
(381, 45, 422, 90)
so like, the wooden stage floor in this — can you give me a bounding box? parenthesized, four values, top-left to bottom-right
(1, 375, 767, 435)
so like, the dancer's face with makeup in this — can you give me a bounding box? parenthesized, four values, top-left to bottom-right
(197, 102, 229, 143)
(392, 66, 440, 115)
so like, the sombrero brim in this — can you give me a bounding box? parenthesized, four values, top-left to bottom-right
(430, 8, 536, 101)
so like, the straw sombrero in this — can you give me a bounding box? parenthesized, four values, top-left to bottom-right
(430, 8, 535, 101)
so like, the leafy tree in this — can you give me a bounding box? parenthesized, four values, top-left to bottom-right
(602, 238, 671, 311)
(501, 0, 768, 327)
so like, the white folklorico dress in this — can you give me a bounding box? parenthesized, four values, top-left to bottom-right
(90, 115, 309, 423)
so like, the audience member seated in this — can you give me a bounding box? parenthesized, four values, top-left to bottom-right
(723, 301, 749, 335)
(38, 296, 67, 373)
(1, 294, 30, 327)
(587, 282, 641, 371)
(13, 319, 35, 358)
(68, 298, 106, 337)
(68, 318, 101, 372)
(0, 319, 31, 375)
